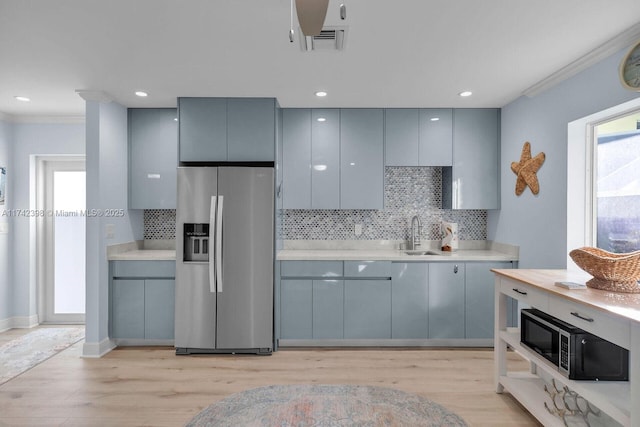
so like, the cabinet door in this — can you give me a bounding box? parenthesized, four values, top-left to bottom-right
(144, 279, 175, 340)
(129, 108, 178, 209)
(419, 108, 452, 166)
(428, 263, 465, 338)
(448, 108, 499, 209)
(111, 279, 145, 339)
(178, 98, 227, 162)
(384, 109, 419, 166)
(312, 279, 344, 339)
(227, 98, 275, 161)
(311, 109, 340, 209)
(282, 109, 311, 209)
(465, 262, 512, 339)
(340, 109, 384, 209)
(280, 279, 312, 339)
(392, 263, 429, 339)
(344, 279, 391, 338)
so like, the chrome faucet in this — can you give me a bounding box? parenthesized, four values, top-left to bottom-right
(411, 215, 422, 250)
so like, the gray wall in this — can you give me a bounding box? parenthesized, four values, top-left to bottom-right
(84, 100, 142, 356)
(489, 47, 640, 268)
(10, 121, 85, 326)
(0, 118, 11, 328)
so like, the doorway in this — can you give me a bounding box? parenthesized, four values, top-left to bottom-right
(37, 157, 86, 324)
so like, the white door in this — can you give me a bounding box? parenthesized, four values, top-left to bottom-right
(39, 158, 86, 323)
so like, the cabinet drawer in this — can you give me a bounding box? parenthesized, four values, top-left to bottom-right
(280, 261, 343, 278)
(344, 261, 391, 278)
(112, 261, 176, 278)
(500, 279, 548, 312)
(548, 298, 630, 349)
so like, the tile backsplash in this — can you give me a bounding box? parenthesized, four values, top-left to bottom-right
(282, 167, 487, 241)
(143, 167, 487, 241)
(144, 209, 176, 240)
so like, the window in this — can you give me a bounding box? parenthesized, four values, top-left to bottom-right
(592, 111, 640, 253)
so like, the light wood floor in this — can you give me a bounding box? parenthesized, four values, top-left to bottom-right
(0, 328, 541, 426)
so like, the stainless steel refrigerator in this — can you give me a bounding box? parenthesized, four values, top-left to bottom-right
(175, 166, 274, 355)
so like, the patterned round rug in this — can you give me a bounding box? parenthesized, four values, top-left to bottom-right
(186, 384, 468, 427)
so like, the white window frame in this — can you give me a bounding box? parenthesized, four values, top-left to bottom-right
(567, 97, 640, 270)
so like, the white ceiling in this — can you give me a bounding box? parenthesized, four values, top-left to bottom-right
(1, 0, 640, 119)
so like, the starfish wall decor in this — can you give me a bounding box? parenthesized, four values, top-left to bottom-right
(511, 141, 545, 196)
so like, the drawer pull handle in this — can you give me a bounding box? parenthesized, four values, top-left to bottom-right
(512, 288, 528, 295)
(571, 312, 594, 322)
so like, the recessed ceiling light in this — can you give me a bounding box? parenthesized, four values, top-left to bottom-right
(15, 96, 30, 102)
(459, 91, 473, 97)
(135, 91, 148, 97)
(430, 117, 440, 122)
(317, 117, 326, 122)
(315, 91, 327, 97)
(174, 118, 178, 121)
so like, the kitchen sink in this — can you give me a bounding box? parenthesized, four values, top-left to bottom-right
(404, 250, 441, 256)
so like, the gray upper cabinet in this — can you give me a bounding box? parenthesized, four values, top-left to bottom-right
(384, 108, 452, 167)
(282, 109, 312, 209)
(282, 109, 340, 209)
(340, 109, 384, 209)
(178, 97, 275, 162)
(385, 109, 419, 166)
(443, 108, 500, 210)
(128, 108, 178, 209)
(419, 108, 453, 166)
(227, 98, 276, 161)
(179, 98, 227, 162)
(311, 109, 340, 209)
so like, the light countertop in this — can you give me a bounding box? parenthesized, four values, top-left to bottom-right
(277, 240, 518, 262)
(107, 240, 176, 261)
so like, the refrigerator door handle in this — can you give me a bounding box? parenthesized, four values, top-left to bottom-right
(215, 195, 224, 293)
(208, 196, 217, 293)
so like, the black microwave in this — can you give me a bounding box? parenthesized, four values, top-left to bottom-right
(520, 308, 628, 381)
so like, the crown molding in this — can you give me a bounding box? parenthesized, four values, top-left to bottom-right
(11, 115, 85, 124)
(75, 90, 112, 103)
(522, 22, 640, 98)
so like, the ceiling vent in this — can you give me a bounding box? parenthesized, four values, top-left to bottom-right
(300, 26, 348, 51)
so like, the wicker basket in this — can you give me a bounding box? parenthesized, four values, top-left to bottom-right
(569, 247, 640, 293)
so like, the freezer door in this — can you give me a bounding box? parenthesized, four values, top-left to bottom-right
(175, 167, 218, 350)
(216, 167, 274, 350)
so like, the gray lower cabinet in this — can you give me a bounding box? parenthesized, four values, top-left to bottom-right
(465, 261, 512, 339)
(391, 262, 429, 339)
(280, 278, 344, 339)
(428, 263, 465, 339)
(128, 108, 178, 209)
(280, 279, 312, 339)
(178, 97, 275, 162)
(312, 280, 344, 339)
(110, 261, 176, 342)
(344, 279, 391, 339)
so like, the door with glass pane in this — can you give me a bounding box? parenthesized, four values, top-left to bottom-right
(42, 159, 86, 323)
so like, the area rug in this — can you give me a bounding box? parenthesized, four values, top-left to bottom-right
(186, 384, 468, 426)
(0, 327, 84, 386)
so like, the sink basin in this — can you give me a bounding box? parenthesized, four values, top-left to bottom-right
(404, 250, 441, 256)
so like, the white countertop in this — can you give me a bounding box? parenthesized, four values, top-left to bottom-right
(109, 249, 176, 261)
(277, 248, 517, 262)
(277, 240, 519, 262)
(107, 240, 176, 261)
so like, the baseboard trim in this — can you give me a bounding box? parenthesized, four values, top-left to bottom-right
(0, 315, 40, 331)
(82, 338, 116, 358)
